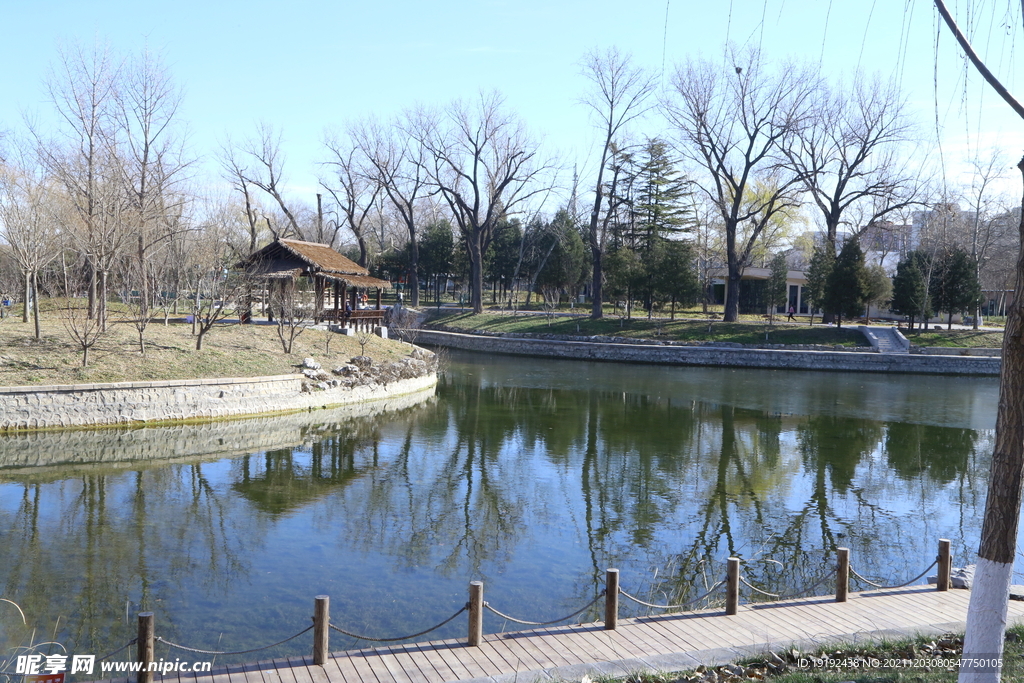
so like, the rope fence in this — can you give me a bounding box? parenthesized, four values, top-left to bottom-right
(157, 626, 313, 656)
(851, 559, 939, 590)
(484, 590, 606, 626)
(618, 579, 726, 611)
(328, 604, 468, 642)
(120, 538, 955, 683)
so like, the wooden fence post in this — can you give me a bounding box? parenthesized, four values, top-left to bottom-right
(313, 595, 329, 665)
(605, 568, 619, 630)
(937, 539, 952, 591)
(137, 612, 154, 683)
(468, 581, 483, 646)
(836, 548, 849, 603)
(726, 558, 740, 616)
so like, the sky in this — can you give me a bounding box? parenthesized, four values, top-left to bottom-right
(3, 0, 1024, 212)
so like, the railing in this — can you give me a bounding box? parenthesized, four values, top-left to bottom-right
(319, 309, 386, 331)
(115, 538, 954, 682)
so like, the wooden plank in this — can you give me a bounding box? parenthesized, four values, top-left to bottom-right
(321, 654, 362, 683)
(337, 650, 388, 683)
(377, 645, 442, 683)
(419, 640, 475, 681)
(361, 648, 411, 683)
(385, 643, 456, 683)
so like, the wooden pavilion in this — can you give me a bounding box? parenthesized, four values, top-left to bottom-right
(238, 238, 391, 328)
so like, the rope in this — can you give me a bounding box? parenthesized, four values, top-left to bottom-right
(99, 638, 138, 661)
(771, 571, 835, 600)
(329, 604, 468, 643)
(849, 568, 885, 588)
(483, 591, 606, 626)
(850, 559, 938, 590)
(739, 576, 780, 598)
(618, 579, 725, 610)
(157, 626, 313, 655)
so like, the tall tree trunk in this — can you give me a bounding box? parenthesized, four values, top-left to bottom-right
(22, 270, 30, 323)
(31, 271, 41, 339)
(469, 236, 484, 314)
(959, 157, 1024, 683)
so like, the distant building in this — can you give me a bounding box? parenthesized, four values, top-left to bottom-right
(710, 266, 811, 316)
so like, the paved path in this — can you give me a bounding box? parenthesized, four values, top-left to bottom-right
(114, 586, 1024, 683)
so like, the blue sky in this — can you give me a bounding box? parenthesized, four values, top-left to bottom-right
(3, 0, 1023, 206)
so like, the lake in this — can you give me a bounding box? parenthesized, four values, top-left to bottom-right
(0, 351, 1008, 667)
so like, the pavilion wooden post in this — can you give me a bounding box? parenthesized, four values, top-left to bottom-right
(836, 548, 850, 602)
(937, 539, 952, 591)
(376, 287, 382, 310)
(604, 568, 619, 630)
(313, 595, 329, 665)
(137, 612, 154, 683)
(726, 558, 740, 615)
(468, 581, 483, 646)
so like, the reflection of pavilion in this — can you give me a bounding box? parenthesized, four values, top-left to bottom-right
(238, 238, 391, 328)
(233, 442, 371, 515)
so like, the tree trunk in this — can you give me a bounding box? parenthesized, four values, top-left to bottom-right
(724, 273, 741, 322)
(469, 236, 484, 314)
(590, 246, 603, 319)
(22, 270, 30, 323)
(31, 271, 41, 340)
(959, 157, 1024, 683)
(409, 238, 420, 307)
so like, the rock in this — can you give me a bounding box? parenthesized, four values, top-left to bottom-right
(332, 364, 359, 377)
(350, 355, 373, 370)
(302, 357, 321, 370)
(928, 564, 974, 589)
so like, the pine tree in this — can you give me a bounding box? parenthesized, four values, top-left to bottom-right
(930, 247, 981, 329)
(890, 251, 930, 331)
(824, 238, 868, 327)
(805, 243, 835, 325)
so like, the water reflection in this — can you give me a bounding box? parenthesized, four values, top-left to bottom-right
(0, 354, 1007, 667)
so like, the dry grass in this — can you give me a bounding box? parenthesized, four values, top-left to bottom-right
(0, 307, 410, 387)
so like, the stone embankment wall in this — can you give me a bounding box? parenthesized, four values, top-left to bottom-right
(0, 357, 437, 433)
(412, 329, 1001, 376)
(0, 387, 434, 472)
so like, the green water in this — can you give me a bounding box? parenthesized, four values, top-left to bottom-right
(0, 352, 1006, 669)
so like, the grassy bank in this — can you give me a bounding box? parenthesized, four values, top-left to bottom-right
(427, 312, 873, 347)
(0, 306, 408, 387)
(427, 311, 1006, 349)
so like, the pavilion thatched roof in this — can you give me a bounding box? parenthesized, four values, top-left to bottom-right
(240, 238, 390, 289)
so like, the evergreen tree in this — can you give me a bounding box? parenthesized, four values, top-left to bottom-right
(419, 220, 454, 304)
(650, 238, 699, 319)
(633, 138, 692, 250)
(824, 238, 868, 327)
(765, 253, 789, 323)
(890, 252, 930, 331)
(805, 243, 835, 325)
(930, 247, 981, 329)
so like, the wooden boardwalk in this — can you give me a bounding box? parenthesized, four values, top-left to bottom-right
(116, 586, 1024, 683)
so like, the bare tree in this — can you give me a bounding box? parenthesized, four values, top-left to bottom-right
(0, 161, 61, 338)
(114, 47, 192, 320)
(354, 115, 430, 305)
(932, 2, 1024, 680)
(226, 123, 302, 239)
(579, 48, 657, 320)
(964, 149, 1013, 328)
(322, 130, 383, 266)
(665, 48, 817, 322)
(37, 42, 126, 330)
(415, 92, 553, 314)
(784, 74, 919, 251)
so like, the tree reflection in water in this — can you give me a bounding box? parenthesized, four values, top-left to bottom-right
(0, 356, 1001, 663)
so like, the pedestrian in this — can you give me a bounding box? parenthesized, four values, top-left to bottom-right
(787, 305, 795, 321)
